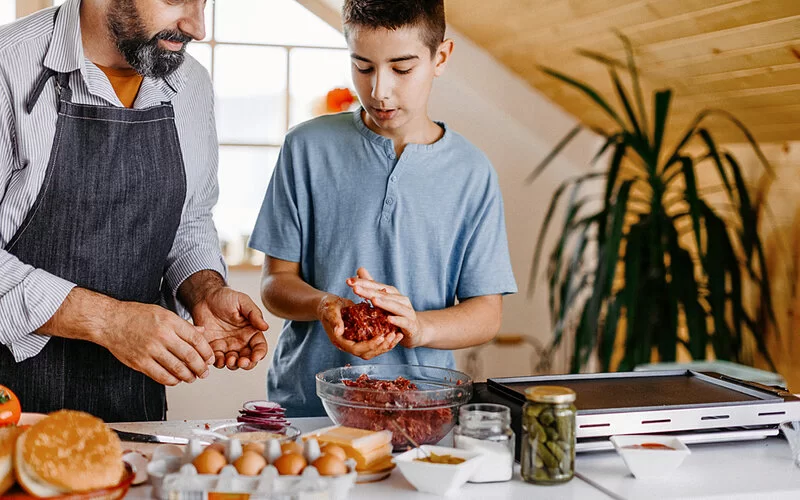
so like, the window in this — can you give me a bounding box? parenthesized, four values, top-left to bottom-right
(0, 0, 15, 25)
(32, 0, 354, 267)
(188, 0, 351, 267)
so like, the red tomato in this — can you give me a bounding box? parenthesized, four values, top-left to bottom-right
(0, 385, 21, 426)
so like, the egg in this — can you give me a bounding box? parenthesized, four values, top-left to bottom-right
(274, 452, 307, 475)
(234, 450, 267, 476)
(320, 444, 347, 461)
(242, 441, 266, 455)
(192, 449, 227, 474)
(281, 440, 304, 455)
(312, 453, 348, 476)
(205, 442, 226, 455)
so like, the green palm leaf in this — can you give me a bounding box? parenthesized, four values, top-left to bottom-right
(531, 35, 777, 374)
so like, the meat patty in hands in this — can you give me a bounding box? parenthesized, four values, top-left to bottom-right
(341, 302, 401, 342)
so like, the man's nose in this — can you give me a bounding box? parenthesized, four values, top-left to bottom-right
(178, 1, 206, 42)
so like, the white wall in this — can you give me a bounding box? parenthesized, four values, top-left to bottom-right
(166, 269, 283, 420)
(166, 2, 602, 419)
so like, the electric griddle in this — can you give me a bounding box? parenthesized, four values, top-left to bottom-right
(471, 370, 800, 456)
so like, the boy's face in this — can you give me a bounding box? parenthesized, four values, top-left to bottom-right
(347, 25, 450, 138)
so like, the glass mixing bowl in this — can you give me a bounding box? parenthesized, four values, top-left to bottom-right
(316, 364, 473, 450)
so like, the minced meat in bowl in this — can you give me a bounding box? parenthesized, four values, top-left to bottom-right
(315, 364, 473, 450)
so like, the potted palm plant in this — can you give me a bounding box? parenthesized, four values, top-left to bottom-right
(530, 33, 776, 373)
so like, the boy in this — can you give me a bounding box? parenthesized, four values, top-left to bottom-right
(249, 0, 517, 417)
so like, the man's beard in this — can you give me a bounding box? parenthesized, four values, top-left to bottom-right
(107, 0, 192, 78)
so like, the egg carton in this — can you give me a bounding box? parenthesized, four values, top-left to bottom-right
(147, 437, 357, 500)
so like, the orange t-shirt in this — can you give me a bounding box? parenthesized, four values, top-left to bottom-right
(96, 64, 143, 108)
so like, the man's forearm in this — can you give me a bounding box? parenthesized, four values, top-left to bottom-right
(177, 270, 227, 312)
(416, 295, 503, 350)
(37, 287, 115, 345)
(261, 272, 327, 322)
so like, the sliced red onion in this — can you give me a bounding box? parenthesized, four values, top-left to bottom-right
(238, 409, 285, 417)
(236, 414, 288, 423)
(237, 400, 289, 430)
(243, 400, 283, 412)
(237, 415, 290, 430)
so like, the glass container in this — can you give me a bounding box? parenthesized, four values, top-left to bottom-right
(454, 403, 514, 482)
(521, 386, 576, 484)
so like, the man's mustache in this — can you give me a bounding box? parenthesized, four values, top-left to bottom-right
(155, 30, 193, 44)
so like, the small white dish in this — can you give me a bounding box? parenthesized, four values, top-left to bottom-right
(610, 435, 691, 479)
(393, 445, 483, 496)
(779, 421, 800, 468)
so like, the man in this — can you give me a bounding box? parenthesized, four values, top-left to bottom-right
(0, 0, 268, 422)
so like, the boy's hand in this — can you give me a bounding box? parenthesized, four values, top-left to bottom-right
(346, 267, 426, 349)
(317, 293, 403, 360)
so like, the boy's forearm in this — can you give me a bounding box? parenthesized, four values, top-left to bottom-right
(260, 272, 327, 322)
(416, 295, 503, 350)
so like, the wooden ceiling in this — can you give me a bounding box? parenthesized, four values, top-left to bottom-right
(446, 0, 800, 145)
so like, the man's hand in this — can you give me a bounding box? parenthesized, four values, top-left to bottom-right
(180, 270, 269, 370)
(347, 267, 427, 348)
(39, 288, 214, 386)
(102, 301, 215, 385)
(191, 286, 269, 370)
(317, 294, 403, 360)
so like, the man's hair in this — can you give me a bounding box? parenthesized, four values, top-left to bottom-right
(342, 0, 446, 56)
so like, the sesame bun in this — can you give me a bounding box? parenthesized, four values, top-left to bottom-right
(15, 410, 123, 496)
(0, 426, 20, 495)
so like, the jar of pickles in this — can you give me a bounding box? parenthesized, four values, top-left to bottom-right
(521, 386, 576, 484)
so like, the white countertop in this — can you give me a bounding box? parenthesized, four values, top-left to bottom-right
(577, 437, 800, 500)
(115, 418, 800, 499)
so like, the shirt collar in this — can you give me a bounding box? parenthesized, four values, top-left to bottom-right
(351, 108, 450, 156)
(43, 0, 189, 106)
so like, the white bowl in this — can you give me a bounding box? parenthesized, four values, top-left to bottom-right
(393, 445, 483, 496)
(610, 435, 691, 479)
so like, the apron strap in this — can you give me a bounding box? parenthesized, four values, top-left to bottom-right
(25, 68, 57, 114)
(55, 71, 73, 102)
(26, 7, 63, 114)
(25, 71, 72, 114)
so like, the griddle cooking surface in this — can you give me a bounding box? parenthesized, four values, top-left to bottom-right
(500, 375, 767, 411)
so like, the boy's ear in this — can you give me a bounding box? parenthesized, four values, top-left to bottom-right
(433, 38, 454, 77)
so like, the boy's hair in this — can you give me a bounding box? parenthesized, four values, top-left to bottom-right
(342, 0, 446, 56)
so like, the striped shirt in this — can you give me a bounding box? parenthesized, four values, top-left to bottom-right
(0, 0, 226, 362)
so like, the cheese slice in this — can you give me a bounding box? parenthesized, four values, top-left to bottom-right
(303, 426, 393, 468)
(304, 425, 391, 452)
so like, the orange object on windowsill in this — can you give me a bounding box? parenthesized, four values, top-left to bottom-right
(326, 88, 356, 113)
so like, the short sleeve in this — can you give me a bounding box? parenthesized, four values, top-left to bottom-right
(456, 169, 518, 299)
(248, 136, 303, 262)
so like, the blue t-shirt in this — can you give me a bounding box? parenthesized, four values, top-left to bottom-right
(249, 110, 517, 417)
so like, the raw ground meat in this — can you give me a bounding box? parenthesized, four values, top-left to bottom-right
(341, 302, 400, 342)
(340, 374, 454, 450)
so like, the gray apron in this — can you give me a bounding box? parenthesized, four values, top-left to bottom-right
(0, 61, 187, 421)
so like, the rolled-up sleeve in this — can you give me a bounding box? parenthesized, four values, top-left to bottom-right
(0, 79, 75, 362)
(0, 253, 76, 361)
(162, 83, 226, 316)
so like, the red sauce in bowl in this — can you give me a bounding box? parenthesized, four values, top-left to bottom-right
(623, 442, 675, 450)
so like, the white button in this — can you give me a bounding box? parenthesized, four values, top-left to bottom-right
(386, 198, 394, 205)
(390, 176, 397, 182)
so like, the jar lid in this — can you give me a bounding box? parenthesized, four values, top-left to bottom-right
(524, 385, 576, 404)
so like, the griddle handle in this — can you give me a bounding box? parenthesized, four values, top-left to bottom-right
(701, 371, 791, 398)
